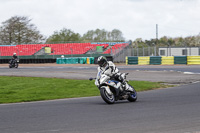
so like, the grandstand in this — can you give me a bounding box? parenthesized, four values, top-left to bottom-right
(0, 42, 129, 63)
(103, 43, 129, 54)
(0, 42, 128, 56)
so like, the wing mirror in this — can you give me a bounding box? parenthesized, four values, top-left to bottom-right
(89, 78, 94, 81)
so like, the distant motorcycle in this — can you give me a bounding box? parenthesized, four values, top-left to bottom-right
(9, 59, 19, 68)
(89, 73, 137, 104)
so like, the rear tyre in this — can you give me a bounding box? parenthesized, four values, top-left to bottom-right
(127, 85, 137, 102)
(100, 87, 115, 104)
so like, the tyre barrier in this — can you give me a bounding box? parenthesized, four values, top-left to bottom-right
(174, 56, 187, 65)
(138, 57, 150, 65)
(0, 59, 56, 64)
(161, 56, 174, 65)
(126, 56, 138, 65)
(127, 56, 200, 65)
(150, 56, 161, 65)
(187, 56, 200, 65)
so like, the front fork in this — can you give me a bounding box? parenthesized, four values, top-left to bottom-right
(107, 86, 120, 101)
(104, 86, 113, 96)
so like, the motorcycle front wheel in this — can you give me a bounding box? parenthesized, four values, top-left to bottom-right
(100, 87, 115, 104)
(15, 63, 18, 68)
(127, 85, 137, 102)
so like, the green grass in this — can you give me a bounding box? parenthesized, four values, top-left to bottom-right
(0, 76, 173, 104)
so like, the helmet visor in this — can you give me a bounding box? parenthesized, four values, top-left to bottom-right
(98, 60, 106, 67)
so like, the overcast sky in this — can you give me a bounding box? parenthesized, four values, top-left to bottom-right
(0, 0, 200, 41)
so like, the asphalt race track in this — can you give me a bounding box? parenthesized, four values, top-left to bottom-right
(0, 64, 200, 84)
(0, 82, 200, 133)
(0, 64, 200, 133)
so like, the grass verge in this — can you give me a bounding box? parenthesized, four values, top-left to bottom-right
(0, 76, 173, 104)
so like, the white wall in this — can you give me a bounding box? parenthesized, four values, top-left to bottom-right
(159, 47, 200, 56)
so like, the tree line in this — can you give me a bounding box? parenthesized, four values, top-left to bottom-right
(0, 16, 200, 47)
(134, 35, 200, 47)
(0, 16, 125, 45)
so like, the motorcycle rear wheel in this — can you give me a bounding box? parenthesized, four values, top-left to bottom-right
(100, 87, 115, 104)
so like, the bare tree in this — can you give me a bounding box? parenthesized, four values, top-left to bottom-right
(111, 29, 124, 41)
(0, 16, 45, 45)
(82, 28, 125, 42)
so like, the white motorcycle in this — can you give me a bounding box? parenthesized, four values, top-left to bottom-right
(89, 73, 137, 104)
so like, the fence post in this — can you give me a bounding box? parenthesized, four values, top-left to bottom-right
(17, 49, 19, 59)
(143, 46, 144, 56)
(184, 44, 187, 56)
(198, 47, 200, 55)
(70, 48, 73, 57)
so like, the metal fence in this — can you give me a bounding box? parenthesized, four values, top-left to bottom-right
(112, 46, 200, 63)
(112, 46, 158, 63)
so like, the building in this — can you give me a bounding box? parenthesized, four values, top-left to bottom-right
(159, 47, 200, 56)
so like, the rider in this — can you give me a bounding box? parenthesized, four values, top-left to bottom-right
(11, 53, 18, 64)
(95, 56, 130, 92)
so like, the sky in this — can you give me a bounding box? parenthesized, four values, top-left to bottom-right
(0, 0, 200, 41)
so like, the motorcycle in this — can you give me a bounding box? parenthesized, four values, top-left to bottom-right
(89, 73, 137, 104)
(9, 59, 19, 68)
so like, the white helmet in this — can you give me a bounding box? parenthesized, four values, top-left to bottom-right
(13, 53, 16, 55)
(97, 56, 108, 67)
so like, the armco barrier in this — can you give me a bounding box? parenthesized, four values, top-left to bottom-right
(71, 57, 79, 64)
(126, 56, 138, 65)
(161, 56, 174, 65)
(87, 57, 94, 64)
(150, 56, 161, 65)
(56, 58, 65, 64)
(80, 57, 87, 64)
(187, 56, 200, 65)
(174, 56, 187, 65)
(0, 54, 110, 64)
(56, 57, 94, 64)
(138, 57, 150, 65)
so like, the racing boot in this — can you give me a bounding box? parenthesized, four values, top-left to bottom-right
(123, 82, 134, 92)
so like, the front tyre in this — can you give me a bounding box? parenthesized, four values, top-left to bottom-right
(100, 87, 115, 104)
(128, 85, 137, 102)
(15, 63, 18, 68)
